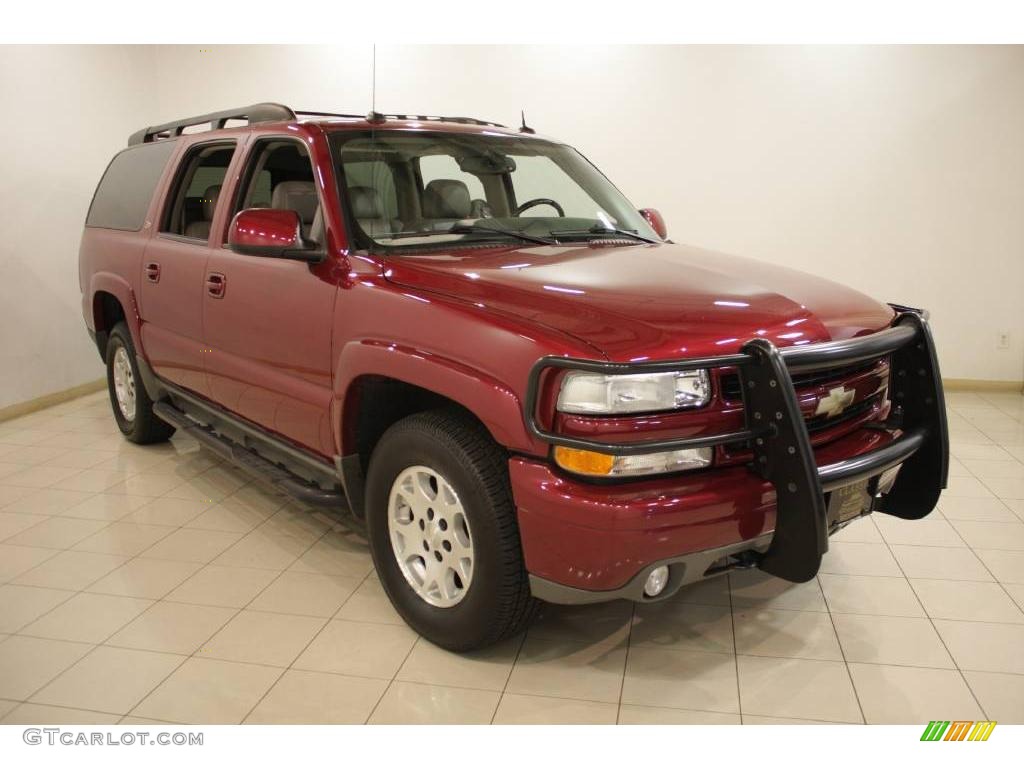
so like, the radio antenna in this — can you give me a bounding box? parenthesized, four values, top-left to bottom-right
(367, 45, 384, 123)
(519, 110, 535, 135)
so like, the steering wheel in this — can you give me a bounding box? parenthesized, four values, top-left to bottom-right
(514, 198, 565, 217)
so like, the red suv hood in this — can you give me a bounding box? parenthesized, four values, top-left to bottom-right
(385, 242, 895, 361)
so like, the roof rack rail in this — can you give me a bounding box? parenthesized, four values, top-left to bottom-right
(127, 102, 296, 146)
(128, 105, 510, 145)
(295, 110, 507, 128)
(293, 110, 365, 119)
(372, 113, 507, 128)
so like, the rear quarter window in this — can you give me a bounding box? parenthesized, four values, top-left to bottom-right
(86, 141, 176, 231)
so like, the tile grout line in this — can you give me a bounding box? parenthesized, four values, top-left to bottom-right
(727, 573, 746, 725)
(487, 623, 528, 724)
(7, 456, 385, 723)
(237, 556, 377, 724)
(13, 623, 1014, 677)
(4, 390, 1024, 724)
(613, 601, 636, 725)
(940, 470, 1024, 713)
(937, 502, 1024, 614)
(4, 433, 326, 722)
(3, 483, 248, 642)
(820, 570, 867, 724)
(876, 520, 990, 721)
(201, 516, 349, 725)
(12, 512, 249, 711)
(362, 635, 421, 725)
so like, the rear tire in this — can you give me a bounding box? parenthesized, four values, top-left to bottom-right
(105, 322, 175, 445)
(365, 408, 538, 651)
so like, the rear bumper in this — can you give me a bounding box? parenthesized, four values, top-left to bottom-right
(515, 306, 948, 601)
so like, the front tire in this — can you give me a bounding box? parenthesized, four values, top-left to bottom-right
(365, 409, 538, 651)
(105, 322, 175, 444)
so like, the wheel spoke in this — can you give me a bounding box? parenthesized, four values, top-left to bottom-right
(452, 536, 471, 561)
(454, 557, 472, 585)
(393, 494, 415, 525)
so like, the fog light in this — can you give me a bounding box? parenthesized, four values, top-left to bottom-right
(644, 565, 670, 597)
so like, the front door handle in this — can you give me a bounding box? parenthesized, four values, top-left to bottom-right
(144, 262, 161, 283)
(206, 272, 227, 299)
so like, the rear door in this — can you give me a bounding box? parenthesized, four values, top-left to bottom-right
(139, 139, 238, 396)
(202, 135, 337, 456)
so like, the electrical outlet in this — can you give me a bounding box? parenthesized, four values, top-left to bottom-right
(997, 331, 1010, 349)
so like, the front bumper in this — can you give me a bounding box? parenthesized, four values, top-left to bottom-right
(515, 307, 948, 601)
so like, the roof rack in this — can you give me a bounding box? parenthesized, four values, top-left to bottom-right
(368, 113, 507, 128)
(128, 104, 510, 145)
(296, 110, 507, 128)
(293, 110, 364, 119)
(127, 102, 296, 146)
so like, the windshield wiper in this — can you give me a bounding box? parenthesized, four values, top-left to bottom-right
(448, 222, 556, 246)
(550, 225, 657, 244)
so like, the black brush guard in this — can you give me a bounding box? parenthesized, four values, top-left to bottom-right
(523, 306, 949, 583)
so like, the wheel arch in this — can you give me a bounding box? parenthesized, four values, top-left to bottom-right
(333, 339, 533, 483)
(89, 272, 141, 360)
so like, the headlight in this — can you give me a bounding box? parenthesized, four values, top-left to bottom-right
(556, 369, 710, 415)
(554, 445, 712, 477)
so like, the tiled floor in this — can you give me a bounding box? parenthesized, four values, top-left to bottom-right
(0, 388, 1023, 725)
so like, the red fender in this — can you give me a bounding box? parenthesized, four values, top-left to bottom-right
(88, 270, 144, 355)
(333, 339, 535, 457)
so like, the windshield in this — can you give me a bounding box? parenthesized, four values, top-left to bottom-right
(330, 130, 660, 249)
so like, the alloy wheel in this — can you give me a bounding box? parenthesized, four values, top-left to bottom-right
(112, 346, 137, 421)
(387, 465, 474, 608)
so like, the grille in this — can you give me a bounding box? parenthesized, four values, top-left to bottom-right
(718, 357, 883, 403)
(804, 393, 881, 433)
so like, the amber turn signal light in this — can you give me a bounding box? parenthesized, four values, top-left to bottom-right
(553, 446, 616, 476)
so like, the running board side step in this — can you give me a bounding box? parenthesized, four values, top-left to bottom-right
(153, 401, 349, 511)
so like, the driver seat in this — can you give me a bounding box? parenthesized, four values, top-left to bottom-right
(422, 179, 471, 229)
(349, 186, 399, 237)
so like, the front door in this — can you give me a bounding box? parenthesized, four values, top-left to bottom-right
(139, 139, 238, 396)
(202, 136, 337, 457)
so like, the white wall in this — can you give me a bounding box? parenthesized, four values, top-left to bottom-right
(151, 44, 1024, 383)
(2, 46, 1022, 411)
(0, 46, 157, 410)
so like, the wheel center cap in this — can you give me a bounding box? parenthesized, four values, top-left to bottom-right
(427, 526, 446, 551)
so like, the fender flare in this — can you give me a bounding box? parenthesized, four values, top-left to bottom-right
(88, 271, 144, 358)
(333, 339, 534, 457)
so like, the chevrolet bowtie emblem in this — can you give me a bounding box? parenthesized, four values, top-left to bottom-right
(815, 386, 856, 419)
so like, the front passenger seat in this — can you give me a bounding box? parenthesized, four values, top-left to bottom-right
(271, 181, 320, 241)
(184, 185, 221, 239)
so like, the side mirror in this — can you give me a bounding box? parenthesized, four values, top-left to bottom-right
(639, 208, 668, 240)
(228, 209, 321, 262)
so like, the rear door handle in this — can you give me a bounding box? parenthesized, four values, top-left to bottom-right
(206, 272, 227, 299)
(144, 262, 161, 283)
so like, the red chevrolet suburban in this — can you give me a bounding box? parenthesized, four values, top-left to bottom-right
(79, 103, 948, 650)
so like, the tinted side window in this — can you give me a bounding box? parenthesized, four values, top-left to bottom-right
(161, 142, 236, 239)
(85, 141, 176, 231)
(236, 139, 321, 242)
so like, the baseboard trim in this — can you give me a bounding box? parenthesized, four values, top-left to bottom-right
(0, 379, 106, 424)
(943, 378, 1024, 393)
